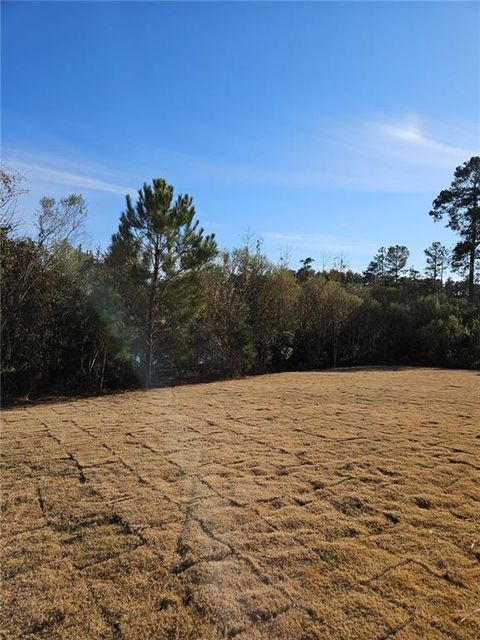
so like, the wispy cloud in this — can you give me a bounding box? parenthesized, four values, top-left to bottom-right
(379, 118, 473, 159)
(265, 232, 378, 255)
(3, 151, 134, 196)
(299, 114, 477, 192)
(5, 114, 477, 200)
(344, 116, 475, 165)
(159, 114, 477, 194)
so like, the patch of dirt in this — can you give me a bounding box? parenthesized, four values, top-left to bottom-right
(1, 368, 479, 639)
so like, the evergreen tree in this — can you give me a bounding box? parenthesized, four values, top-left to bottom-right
(385, 245, 409, 283)
(424, 241, 449, 291)
(429, 156, 480, 301)
(296, 257, 316, 282)
(364, 247, 388, 284)
(108, 178, 217, 386)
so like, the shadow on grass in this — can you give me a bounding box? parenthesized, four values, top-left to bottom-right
(3, 365, 477, 410)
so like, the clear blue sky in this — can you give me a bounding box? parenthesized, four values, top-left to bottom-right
(2, 1, 479, 272)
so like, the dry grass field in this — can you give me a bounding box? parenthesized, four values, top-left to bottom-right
(1, 368, 479, 640)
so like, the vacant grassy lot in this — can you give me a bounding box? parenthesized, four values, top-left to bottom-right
(1, 368, 479, 639)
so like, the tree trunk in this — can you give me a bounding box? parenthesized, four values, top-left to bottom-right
(99, 338, 108, 393)
(146, 238, 160, 386)
(469, 196, 478, 303)
(333, 324, 338, 369)
(468, 245, 475, 302)
(146, 334, 153, 387)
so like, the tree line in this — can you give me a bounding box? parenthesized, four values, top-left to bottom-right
(1, 157, 479, 403)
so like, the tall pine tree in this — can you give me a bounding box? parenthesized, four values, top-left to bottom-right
(430, 157, 480, 302)
(108, 179, 217, 386)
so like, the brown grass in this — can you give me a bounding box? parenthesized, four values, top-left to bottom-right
(1, 368, 479, 639)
